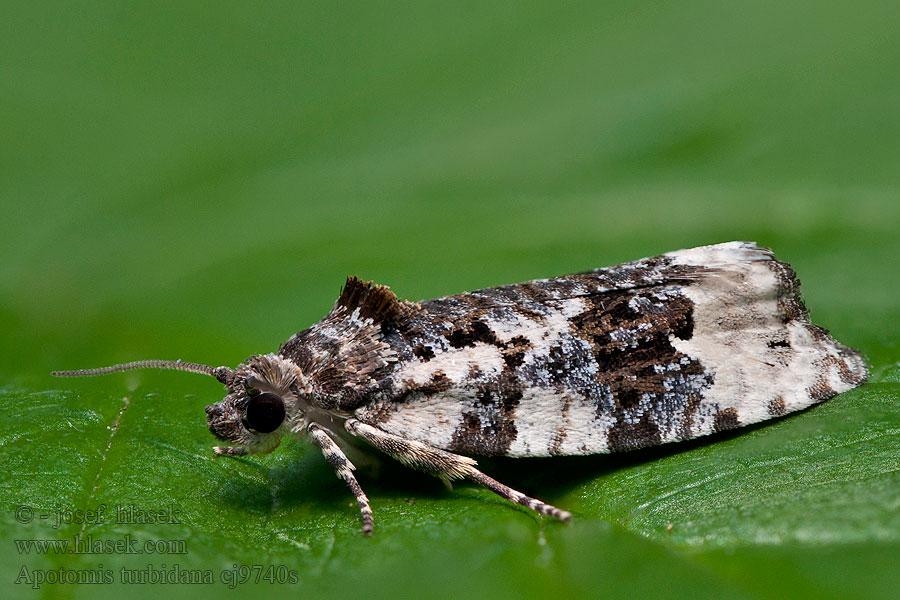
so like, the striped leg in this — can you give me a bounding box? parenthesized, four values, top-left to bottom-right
(345, 419, 571, 522)
(213, 446, 248, 456)
(467, 470, 571, 522)
(307, 423, 374, 536)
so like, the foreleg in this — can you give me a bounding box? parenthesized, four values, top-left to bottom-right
(213, 446, 248, 456)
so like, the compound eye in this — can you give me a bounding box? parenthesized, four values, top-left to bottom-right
(245, 392, 286, 433)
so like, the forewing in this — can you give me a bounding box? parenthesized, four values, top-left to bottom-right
(353, 242, 867, 457)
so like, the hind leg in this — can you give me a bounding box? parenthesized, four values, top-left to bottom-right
(344, 419, 571, 522)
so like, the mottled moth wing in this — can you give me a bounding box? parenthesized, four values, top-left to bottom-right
(283, 241, 868, 458)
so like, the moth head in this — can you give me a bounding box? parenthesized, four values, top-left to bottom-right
(52, 353, 306, 456)
(205, 353, 305, 455)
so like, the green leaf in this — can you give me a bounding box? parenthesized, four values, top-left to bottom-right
(2, 1, 899, 598)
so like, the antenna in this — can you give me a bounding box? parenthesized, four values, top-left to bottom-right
(52, 360, 234, 384)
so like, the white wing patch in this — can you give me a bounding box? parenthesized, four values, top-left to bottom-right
(667, 241, 867, 436)
(507, 388, 617, 456)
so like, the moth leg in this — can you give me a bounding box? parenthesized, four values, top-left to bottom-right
(213, 446, 248, 456)
(465, 470, 571, 522)
(307, 422, 374, 536)
(214, 440, 281, 456)
(344, 419, 571, 522)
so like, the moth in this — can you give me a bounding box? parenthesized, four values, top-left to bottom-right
(54, 241, 868, 535)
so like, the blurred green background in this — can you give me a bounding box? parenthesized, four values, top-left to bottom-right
(2, 2, 899, 599)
